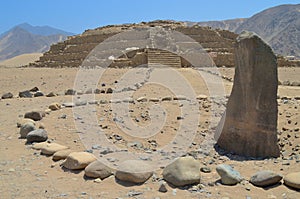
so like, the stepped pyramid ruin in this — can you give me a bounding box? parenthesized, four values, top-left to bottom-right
(30, 20, 299, 68)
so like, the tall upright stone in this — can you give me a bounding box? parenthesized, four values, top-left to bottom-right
(216, 31, 280, 158)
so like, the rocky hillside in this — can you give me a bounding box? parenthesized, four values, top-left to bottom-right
(193, 4, 300, 59)
(0, 23, 73, 61)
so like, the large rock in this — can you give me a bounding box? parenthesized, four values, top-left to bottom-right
(40, 143, 69, 155)
(52, 149, 73, 161)
(250, 170, 282, 187)
(26, 129, 48, 143)
(84, 160, 114, 179)
(24, 111, 45, 121)
(20, 122, 36, 138)
(284, 172, 300, 190)
(216, 31, 280, 158)
(115, 160, 153, 184)
(62, 152, 96, 170)
(162, 156, 200, 187)
(216, 164, 243, 185)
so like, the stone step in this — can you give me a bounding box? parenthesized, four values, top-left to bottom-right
(148, 49, 181, 67)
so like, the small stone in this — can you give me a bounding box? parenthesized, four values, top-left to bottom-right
(75, 100, 87, 106)
(158, 181, 168, 193)
(137, 97, 147, 102)
(46, 92, 56, 97)
(19, 90, 32, 98)
(34, 91, 44, 97)
(29, 87, 39, 92)
(26, 129, 48, 143)
(106, 88, 113, 94)
(1, 92, 13, 99)
(94, 88, 101, 94)
(20, 122, 36, 138)
(99, 100, 108, 104)
(161, 96, 172, 101)
(250, 170, 282, 187)
(94, 178, 102, 183)
(200, 167, 211, 173)
(173, 95, 187, 100)
(65, 89, 76, 95)
(49, 103, 61, 111)
(24, 111, 45, 121)
(62, 102, 75, 108)
(52, 149, 73, 161)
(84, 160, 113, 179)
(62, 152, 97, 170)
(216, 164, 243, 185)
(284, 172, 300, 190)
(149, 98, 160, 102)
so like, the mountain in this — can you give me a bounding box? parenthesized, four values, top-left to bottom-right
(188, 18, 247, 32)
(0, 23, 74, 61)
(192, 4, 300, 58)
(17, 23, 74, 36)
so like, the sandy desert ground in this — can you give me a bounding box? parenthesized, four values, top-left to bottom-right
(0, 66, 299, 199)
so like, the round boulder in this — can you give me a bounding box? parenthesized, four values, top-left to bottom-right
(24, 111, 45, 121)
(115, 160, 153, 184)
(250, 170, 282, 187)
(84, 160, 114, 179)
(162, 156, 200, 187)
(20, 122, 36, 138)
(26, 129, 48, 143)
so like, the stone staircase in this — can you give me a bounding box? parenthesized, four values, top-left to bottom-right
(147, 49, 181, 68)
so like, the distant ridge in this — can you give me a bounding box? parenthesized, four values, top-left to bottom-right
(0, 23, 74, 61)
(192, 4, 300, 59)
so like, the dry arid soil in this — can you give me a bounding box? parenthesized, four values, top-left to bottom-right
(0, 66, 299, 199)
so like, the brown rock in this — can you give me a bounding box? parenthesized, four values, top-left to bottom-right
(284, 172, 300, 190)
(24, 111, 45, 121)
(216, 31, 280, 158)
(52, 149, 73, 161)
(84, 160, 114, 179)
(32, 142, 48, 150)
(62, 152, 96, 170)
(40, 143, 69, 155)
(115, 160, 153, 184)
(49, 103, 61, 111)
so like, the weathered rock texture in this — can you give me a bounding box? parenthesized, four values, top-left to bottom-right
(216, 31, 280, 158)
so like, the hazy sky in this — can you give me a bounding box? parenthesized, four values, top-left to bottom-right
(1, 0, 299, 34)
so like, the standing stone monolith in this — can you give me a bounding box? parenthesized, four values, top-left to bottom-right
(215, 31, 280, 158)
